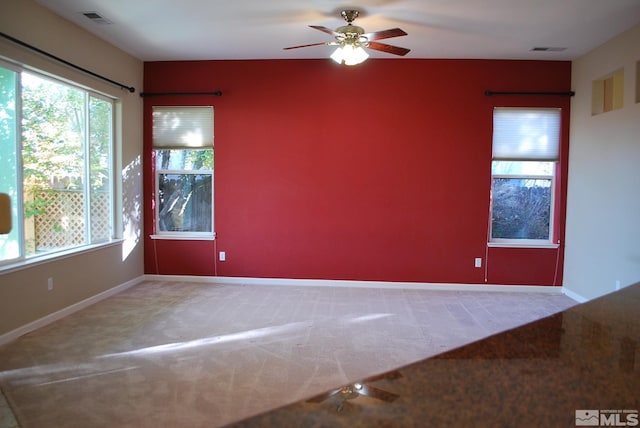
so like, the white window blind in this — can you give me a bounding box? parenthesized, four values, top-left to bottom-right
(492, 108, 561, 161)
(152, 106, 214, 149)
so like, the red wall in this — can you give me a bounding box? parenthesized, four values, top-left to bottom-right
(143, 59, 571, 285)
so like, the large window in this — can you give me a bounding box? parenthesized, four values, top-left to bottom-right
(153, 106, 214, 238)
(490, 108, 560, 245)
(0, 63, 114, 265)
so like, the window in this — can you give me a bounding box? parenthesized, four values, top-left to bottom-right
(153, 106, 214, 238)
(0, 63, 114, 265)
(490, 108, 560, 245)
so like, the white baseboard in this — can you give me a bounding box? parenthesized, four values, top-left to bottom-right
(145, 274, 566, 294)
(560, 287, 589, 303)
(0, 275, 145, 346)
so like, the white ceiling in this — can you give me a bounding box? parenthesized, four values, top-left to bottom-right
(35, 0, 640, 62)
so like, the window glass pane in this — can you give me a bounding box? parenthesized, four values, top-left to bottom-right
(491, 160, 554, 176)
(158, 173, 212, 232)
(491, 178, 551, 240)
(156, 149, 213, 171)
(89, 96, 112, 243)
(21, 72, 86, 255)
(0, 66, 20, 261)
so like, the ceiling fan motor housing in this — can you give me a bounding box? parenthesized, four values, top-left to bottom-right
(336, 24, 367, 45)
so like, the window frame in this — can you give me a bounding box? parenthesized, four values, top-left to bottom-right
(0, 60, 117, 268)
(488, 107, 561, 248)
(151, 106, 215, 240)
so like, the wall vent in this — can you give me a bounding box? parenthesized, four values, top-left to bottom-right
(531, 47, 567, 52)
(81, 11, 112, 25)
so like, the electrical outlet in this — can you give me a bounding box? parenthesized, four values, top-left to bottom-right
(219, 251, 226, 262)
(615, 280, 621, 291)
(474, 258, 482, 268)
(47, 277, 54, 291)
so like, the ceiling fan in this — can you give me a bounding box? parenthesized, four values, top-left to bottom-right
(284, 10, 410, 65)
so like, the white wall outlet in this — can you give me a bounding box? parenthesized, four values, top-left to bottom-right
(219, 251, 226, 262)
(615, 280, 621, 290)
(474, 258, 482, 268)
(47, 277, 54, 291)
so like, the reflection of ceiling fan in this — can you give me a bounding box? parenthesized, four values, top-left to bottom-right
(306, 371, 402, 413)
(284, 10, 410, 65)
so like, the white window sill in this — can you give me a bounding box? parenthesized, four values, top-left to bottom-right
(488, 242, 560, 249)
(150, 234, 216, 241)
(0, 239, 124, 275)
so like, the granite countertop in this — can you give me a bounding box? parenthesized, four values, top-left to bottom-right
(226, 283, 640, 427)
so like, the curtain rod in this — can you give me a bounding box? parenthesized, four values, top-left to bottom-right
(0, 32, 136, 93)
(140, 91, 223, 97)
(485, 90, 575, 97)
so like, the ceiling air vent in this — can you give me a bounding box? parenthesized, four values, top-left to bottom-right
(531, 47, 567, 52)
(82, 11, 112, 25)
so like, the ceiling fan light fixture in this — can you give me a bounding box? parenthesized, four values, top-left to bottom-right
(331, 43, 369, 66)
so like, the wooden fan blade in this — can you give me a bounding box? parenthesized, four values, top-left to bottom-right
(309, 25, 340, 37)
(361, 385, 400, 403)
(367, 41, 411, 56)
(362, 28, 407, 41)
(283, 42, 329, 50)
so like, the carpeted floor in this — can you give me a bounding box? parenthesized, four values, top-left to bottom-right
(0, 280, 576, 427)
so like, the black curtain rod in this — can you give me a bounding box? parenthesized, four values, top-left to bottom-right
(485, 90, 575, 97)
(140, 91, 223, 97)
(0, 32, 135, 93)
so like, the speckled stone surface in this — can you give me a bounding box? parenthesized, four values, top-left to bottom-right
(226, 283, 640, 427)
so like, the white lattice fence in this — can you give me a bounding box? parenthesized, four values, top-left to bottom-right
(90, 193, 111, 242)
(33, 190, 110, 250)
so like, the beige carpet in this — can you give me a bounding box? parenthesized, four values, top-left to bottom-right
(0, 280, 576, 428)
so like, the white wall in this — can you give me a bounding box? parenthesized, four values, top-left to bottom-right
(564, 24, 640, 301)
(0, 0, 144, 338)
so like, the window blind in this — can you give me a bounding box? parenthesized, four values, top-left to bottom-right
(152, 106, 214, 149)
(492, 108, 561, 161)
